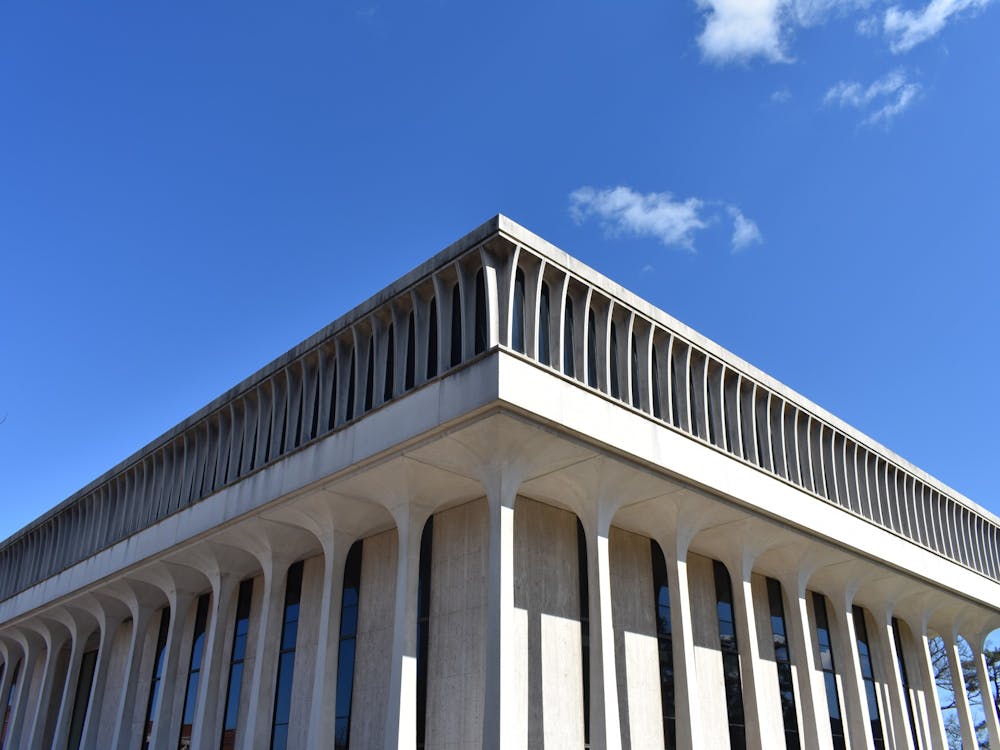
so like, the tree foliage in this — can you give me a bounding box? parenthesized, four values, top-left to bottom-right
(928, 636, 1000, 749)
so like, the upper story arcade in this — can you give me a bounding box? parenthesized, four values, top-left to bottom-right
(0, 214, 997, 608)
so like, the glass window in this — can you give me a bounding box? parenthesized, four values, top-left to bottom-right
(363, 339, 375, 412)
(1, 661, 20, 748)
(852, 607, 885, 750)
(334, 542, 364, 750)
(345, 349, 356, 421)
(891, 618, 922, 750)
(576, 520, 591, 749)
(270, 561, 304, 750)
(416, 518, 434, 750)
(650, 541, 676, 749)
(651, 345, 662, 419)
(67, 650, 98, 750)
(630, 334, 641, 408)
(713, 561, 746, 750)
(142, 608, 172, 750)
(812, 593, 846, 750)
(220, 578, 254, 750)
(766, 578, 800, 750)
(177, 593, 211, 749)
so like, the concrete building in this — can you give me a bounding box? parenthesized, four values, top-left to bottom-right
(0, 215, 997, 750)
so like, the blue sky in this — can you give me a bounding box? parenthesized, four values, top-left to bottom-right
(1, 0, 998, 548)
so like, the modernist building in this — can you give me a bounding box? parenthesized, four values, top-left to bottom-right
(0, 216, 998, 750)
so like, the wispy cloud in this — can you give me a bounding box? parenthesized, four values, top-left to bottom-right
(771, 87, 793, 103)
(696, 0, 789, 64)
(884, 0, 992, 52)
(569, 186, 761, 253)
(569, 186, 707, 250)
(729, 207, 764, 251)
(824, 68, 921, 125)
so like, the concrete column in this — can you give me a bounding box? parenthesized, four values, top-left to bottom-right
(305, 531, 351, 748)
(779, 574, 830, 750)
(872, 611, 916, 750)
(581, 515, 622, 750)
(482, 470, 519, 750)
(943, 632, 978, 750)
(25, 625, 69, 750)
(79, 614, 123, 750)
(243, 554, 291, 750)
(3, 632, 40, 750)
(149, 592, 196, 750)
(725, 555, 769, 750)
(0, 645, 16, 727)
(660, 531, 703, 750)
(384, 503, 432, 750)
(189, 572, 239, 750)
(110, 606, 154, 750)
(50, 621, 92, 750)
(827, 595, 875, 750)
(973, 633, 1000, 750)
(912, 624, 949, 750)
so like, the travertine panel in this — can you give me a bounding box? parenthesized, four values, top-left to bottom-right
(95, 620, 132, 749)
(609, 527, 663, 750)
(349, 528, 398, 750)
(426, 498, 488, 750)
(688, 552, 730, 750)
(514, 497, 584, 748)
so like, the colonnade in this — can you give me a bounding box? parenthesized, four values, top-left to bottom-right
(1, 466, 997, 750)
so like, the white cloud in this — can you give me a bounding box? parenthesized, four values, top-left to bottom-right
(824, 68, 921, 124)
(569, 186, 707, 250)
(729, 208, 764, 251)
(696, 0, 789, 63)
(570, 186, 763, 253)
(884, 0, 992, 52)
(771, 87, 793, 102)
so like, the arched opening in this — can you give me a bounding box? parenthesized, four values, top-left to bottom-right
(426, 298, 438, 380)
(383, 324, 395, 403)
(345, 348, 356, 421)
(475, 269, 488, 355)
(416, 516, 435, 749)
(405, 312, 416, 390)
(539, 283, 551, 366)
(450, 284, 462, 368)
(511, 268, 525, 354)
(587, 309, 598, 389)
(563, 297, 575, 378)
(363, 339, 375, 412)
(609, 322, 620, 399)
(334, 541, 364, 749)
(631, 333, 641, 409)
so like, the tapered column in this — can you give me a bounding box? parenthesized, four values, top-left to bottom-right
(4, 632, 40, 750)
(872, 611, 916, 750)
(779, 574, 830, 750)
(912, 623, 949, 750)
(482, 470, 520, 750)
(725, 555, 768, 750)
(50, 620, 93, 750)
(660, 531, 703, 750)
(384, 503, 432, 750)
(110, 605, 154, 750)
(189, 572, 239, 750)
(828, 595, 875, 750)
(973, 633, 1000, 750)
(305, 531, 351, 748)
(149, 592, 195, 750)
(243, 553, 290, 750)
(25, 625, 69, 750)
(943, 632, 978, 750)
(79, 613, 123, 750)
(0, 644, 16, 721)
(581, 515, 622, 750)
